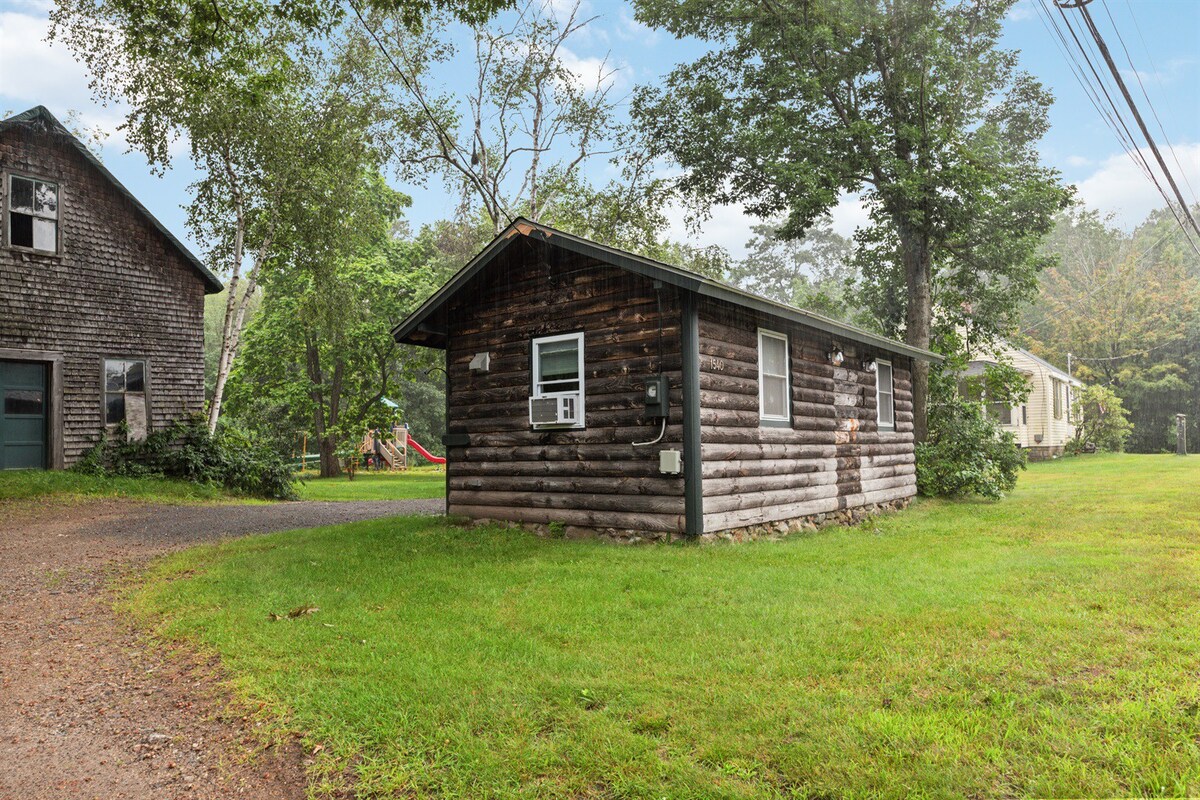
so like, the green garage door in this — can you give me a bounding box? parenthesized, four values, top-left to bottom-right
(1, 360, 47, 470)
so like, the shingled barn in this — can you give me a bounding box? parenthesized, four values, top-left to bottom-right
(395, 218, 939, 541)
(0, 106, 221, 469)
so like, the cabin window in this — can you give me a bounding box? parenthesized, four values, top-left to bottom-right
(1052, 378, 1064, 420)
(531, 332, 585, 428)
(876, 359, 895, 430)
(757, 329, 790, 424)
(7, 174, 59, 253)
(104, 358, 150, 439)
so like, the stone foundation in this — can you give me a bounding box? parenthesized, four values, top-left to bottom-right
(1025, 445, 1066, 462)
(471, 497, 912, 545)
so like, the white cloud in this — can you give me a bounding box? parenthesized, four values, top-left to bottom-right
(1065, 154, 1092, 168)
(0, 10, 95, 109)
(663, 199, 755, 258)
(0, 9, 129, 150)
(558, 45, 622, 92)
(827, 194, 871, 239)
(1075, 143, 1200, 227)
(661, 192, 872, 259)
(1006, 0, 1036, 22)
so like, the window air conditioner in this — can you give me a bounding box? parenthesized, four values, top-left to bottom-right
(529, 393, 582, 426)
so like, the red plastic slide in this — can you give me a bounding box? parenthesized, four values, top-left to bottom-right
(407, 437, 446, 464)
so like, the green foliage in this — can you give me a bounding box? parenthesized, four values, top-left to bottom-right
(1022, 205, 1200, 452)
(1069, 384, 1133, 454)
(633, 0, 1071, 438)
(916, 397, 1026, 499)
(128, 455, 1200, 797)
(227, 229, 446, 473)
(73, 417, 297, 500)
(916, 335, 1028, 499)
(728, 218, 875, 326)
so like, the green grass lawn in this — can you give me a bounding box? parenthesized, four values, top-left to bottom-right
(0, 469, 236, 504)
(127, 454, 1200, 799)
(296, 466, 446, 501)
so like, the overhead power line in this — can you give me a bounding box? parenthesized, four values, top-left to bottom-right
(1055, 0, 1200, 246)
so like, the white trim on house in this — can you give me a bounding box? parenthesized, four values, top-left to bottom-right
(757, 328, 790, 424)
(876, 358, 895, 431)
(531, 331, 585, 429)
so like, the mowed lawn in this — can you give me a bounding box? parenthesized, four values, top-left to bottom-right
(296, 466, 446, 501)
(127, 454, 1200, 799)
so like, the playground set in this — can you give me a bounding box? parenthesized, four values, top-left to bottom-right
(360, 424, 446, 470)
(294, 424, 445, 472)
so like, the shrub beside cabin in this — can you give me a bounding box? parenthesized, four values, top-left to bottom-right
(0, 106, 221, 470)
(395, 219, 940, 540)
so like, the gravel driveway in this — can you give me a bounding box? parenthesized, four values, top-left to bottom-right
(0, 497, 443, 800)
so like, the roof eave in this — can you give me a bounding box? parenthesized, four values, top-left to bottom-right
(392, 217, 942, 363)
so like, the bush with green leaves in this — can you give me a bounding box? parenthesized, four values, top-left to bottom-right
(1068, 384, 1133, 454)
(916, 398, 1027, 500)
(73, 416, 297, 500)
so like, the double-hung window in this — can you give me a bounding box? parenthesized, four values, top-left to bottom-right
(531, 332, 585, 428)
(104, 358, 150, 439)
(7, 174, 59, 253)
(1052, 378, 1064, 420)
(876, 359, 895, 431)
(757, 329, 790, 424)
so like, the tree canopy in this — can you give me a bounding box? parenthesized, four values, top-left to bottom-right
(632, 0, 1071, 439)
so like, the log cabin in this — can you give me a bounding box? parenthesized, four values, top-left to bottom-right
(0, 106, 221, 469)
(394, 218, 940, 541)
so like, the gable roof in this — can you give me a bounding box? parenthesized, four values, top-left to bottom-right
(1011, 345, 1083, 386)
(0, 106, 223, 294)
(969, 342, 1083, 385)
(393, 217, 941, 362)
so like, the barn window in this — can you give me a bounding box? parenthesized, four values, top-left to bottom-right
(104, 358, 150, 439)
(7, 174, 59, 253)
(530, 332, 585, 428)
(876, 359, 895, 430)
(757, 329, 790, 423)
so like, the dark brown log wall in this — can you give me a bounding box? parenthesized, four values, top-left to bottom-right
(444, 244, 687, 533)
(0, 119, 209, 465)
(697, 298, 916, 534)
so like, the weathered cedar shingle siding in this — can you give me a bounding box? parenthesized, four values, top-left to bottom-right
(697, 298, 917, 534)
(444, 242, 687, 532)
(0, 114, 210, 466)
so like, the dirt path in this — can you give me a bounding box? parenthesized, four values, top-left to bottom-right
(0, 498, 444, 800)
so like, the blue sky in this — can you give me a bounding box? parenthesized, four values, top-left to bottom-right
(2, 0, 1198, 262)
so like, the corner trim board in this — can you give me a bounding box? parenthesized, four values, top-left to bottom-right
(681, 290, 703, 537)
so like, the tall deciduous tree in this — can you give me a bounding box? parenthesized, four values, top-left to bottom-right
(632, 0, 1070, 440)
(50, 0, 507, 433)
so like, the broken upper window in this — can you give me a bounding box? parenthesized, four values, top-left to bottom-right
(8, 175, 59, 252)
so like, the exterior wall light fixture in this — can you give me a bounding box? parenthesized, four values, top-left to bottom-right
(828, 349, 845, 366)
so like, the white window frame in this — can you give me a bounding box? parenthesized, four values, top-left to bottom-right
(876, 358, 895, 431)
(6, 173, 60, 254)
(757, 328, 790, 424)
(531, 331, 585, 429)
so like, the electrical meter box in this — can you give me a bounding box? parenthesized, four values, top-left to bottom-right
(644, 374, 670, 419)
